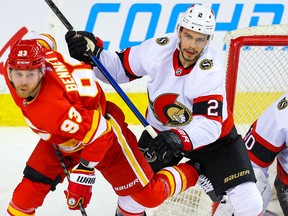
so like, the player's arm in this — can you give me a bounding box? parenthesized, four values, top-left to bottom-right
(185, 70, 227, 148)
(65, 30, 148, 83)
(141, 94, 223, 165)
(65, 31, 125, 84)
(48, 65, 113, 210)
(57, 105, 113, 210)
(154, 72, 227, 158)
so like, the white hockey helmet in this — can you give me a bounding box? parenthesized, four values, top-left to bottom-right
(178, 4, 215, 41)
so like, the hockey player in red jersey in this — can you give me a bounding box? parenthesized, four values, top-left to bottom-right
(4, 34, 201, 216)
(243, 93, 288, 215)
(65, 4, 263, 216)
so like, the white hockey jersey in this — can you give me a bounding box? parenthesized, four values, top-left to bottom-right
(94, 33, 235, 150)
(243, 93, 288, 184)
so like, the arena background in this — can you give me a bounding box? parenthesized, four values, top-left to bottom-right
(0, 0, 287, 126)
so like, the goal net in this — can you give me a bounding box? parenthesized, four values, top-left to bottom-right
(147, 24, 288, 216)
(225, 24, 288, 136)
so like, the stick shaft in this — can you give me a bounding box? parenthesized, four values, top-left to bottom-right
(44, 0, 74, 31)
(53, 144, 88, 216)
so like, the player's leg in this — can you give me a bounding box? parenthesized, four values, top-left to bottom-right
(274, 174, 288, 215)
(213, 167, 271, 216)
(100, 102, 199, 215)
(6, 139, 67, 215)
(115, 162, 199, 216)
(131, 162, 199, 206)
(254, 167, 272, 214)
(189, 131, 263, 216)
(226, 181, 263, 216)
(116, 196, 146, 216)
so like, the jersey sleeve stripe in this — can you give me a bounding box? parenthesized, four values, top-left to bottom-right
(116, 48, 141, 80)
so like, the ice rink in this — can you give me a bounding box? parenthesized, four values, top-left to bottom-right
(0, 126, 284, 216)
(0, 126, 120, 215)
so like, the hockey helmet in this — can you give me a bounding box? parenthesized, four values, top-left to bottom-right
(178, 4, 215, 40)
(7, 39, 46, 70)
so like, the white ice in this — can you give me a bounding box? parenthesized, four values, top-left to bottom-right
(0, 126, 122, 215)
(0, 126, 284, 215)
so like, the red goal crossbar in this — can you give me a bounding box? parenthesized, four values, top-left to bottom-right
(225, 35, 288, 112)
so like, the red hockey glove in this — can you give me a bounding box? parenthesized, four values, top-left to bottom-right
(148, 129, 193, 164)
(64, 168, 96, 210)
(65, 30, 104, 64)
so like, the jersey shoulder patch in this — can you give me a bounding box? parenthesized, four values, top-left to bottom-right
(155, 37, 170, 46)
(199, 59, 213, 70)
(277, 97, 288, 110)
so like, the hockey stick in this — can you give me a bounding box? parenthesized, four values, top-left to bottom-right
(53, 144, 88, 216)
(44, 0, 157, 138)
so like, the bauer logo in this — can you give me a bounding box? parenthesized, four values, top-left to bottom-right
(85, 2, 285, 50)
(224, 169, 250, 183)
(114, 178, 139, 191)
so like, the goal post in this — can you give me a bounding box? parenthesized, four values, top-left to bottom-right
(225, 24, 288, 136)
(226, 35, 288, 111)
(147, 24, 288, 216)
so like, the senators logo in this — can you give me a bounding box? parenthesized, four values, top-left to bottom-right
(149, 93, 192, 127)
(199, 59, 213, 70)
(277, 97, 288, 110)
(156, 37, 170, 46)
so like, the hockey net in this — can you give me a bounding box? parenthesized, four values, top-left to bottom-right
(147, 24, 288, 216)
(225, 24, 288, 136)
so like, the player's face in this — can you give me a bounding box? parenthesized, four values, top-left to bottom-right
(9, 68, 43, 98)
(178, 28, 208, 67)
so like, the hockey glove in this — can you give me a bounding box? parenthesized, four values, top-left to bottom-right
(65, 31, 104, 64)
(149, 129, 192, 164)
(64, 166, 96, 210)
(139, 130, 183, 172)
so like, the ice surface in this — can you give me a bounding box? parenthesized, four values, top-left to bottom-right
(0, 126, 284, 215)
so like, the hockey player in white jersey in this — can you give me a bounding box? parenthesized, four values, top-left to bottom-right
(243, 93, 288, 215)
(65, 4, 263, 216)
(213, 93, 288, 216)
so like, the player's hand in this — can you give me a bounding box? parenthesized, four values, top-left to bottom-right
(65, 31, 103, 64)
(149, 129, 192, 163)
(64, 168, 96, 210)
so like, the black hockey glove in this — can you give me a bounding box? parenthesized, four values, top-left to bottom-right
(65, 31, 103, 64)
(138, 130, 184, 173)
(148, 129, 192, 164)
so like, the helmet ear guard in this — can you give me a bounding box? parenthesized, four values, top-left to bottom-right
(177, 4, 216, 43)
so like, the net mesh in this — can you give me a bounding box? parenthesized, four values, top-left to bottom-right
(225, 24, 288, 135)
